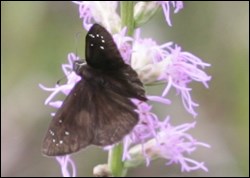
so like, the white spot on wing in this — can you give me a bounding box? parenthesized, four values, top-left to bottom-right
(96, 34, 99, 37)
(49, 130, 55, 136)
(59, 120, 62, 123)
(100, 46, 104, 50)
(65, 131, 70, 135)
(59, 140, 63, 144)
(101, 40, 105, 43)
(89, 34, 95, 38)
(52, 139, 56, 143)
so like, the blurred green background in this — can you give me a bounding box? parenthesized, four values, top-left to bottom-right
(1, 1, 249, 177)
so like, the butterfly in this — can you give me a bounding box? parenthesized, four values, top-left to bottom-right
(42, 24, 147, 156)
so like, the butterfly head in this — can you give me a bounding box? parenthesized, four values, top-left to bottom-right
(73, 60, 86, 76)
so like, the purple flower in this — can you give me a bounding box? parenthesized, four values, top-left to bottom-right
(56, 155, 77, 177)
(159, 45, 211, 117)
(39, 53, 80, 108)
(122, 102, 210, 172)
(131, 30, 211, 117)
(72, 1, 121, 32)
(112, 27, 133, 64)
(155, 119, 210, 172)
(158, 1, 184, 26)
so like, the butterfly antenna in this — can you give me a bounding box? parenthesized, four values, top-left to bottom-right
(75, 31, 84, 58)
(56, 75, 67, 85)
(57, 32, 84, 85)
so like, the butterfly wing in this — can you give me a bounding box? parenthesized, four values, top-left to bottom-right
(83, 65, 147, 147)
(85, 24, 125, 70)
(84, 23, 146, 101)
(90, 85, 139, 146)
(42, 75, 142, 156)
(42, 80, 94, 156)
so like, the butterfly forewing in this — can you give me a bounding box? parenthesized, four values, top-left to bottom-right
(42, 81, 93, 156)
(85, 24, 124, 70)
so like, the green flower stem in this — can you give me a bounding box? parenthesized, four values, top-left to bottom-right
(120, 1, 135, 36)
(107, 2, 135, 177)
(108, 143, 126, 177)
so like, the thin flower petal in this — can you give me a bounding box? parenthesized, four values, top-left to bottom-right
(56, 155, 77, 177)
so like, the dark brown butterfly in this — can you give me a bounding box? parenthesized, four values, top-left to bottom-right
(42, 24, 147, 156)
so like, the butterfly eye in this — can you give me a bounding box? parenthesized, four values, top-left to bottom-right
(73, 60, 86, 75)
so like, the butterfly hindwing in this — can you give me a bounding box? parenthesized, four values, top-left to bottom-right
(91, 87, 139, 146)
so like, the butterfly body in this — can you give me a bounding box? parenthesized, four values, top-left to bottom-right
(42, 24, 146, 156)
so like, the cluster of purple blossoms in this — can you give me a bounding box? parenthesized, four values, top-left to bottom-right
(40, 1, 211, 177)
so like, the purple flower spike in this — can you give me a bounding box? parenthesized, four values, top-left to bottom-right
(40, 1, 211, 176)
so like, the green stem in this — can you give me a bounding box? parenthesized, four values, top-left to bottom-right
(108, 143, 126, 177)
(107, 2, 135, 177)
(120, 1, 135, 36)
